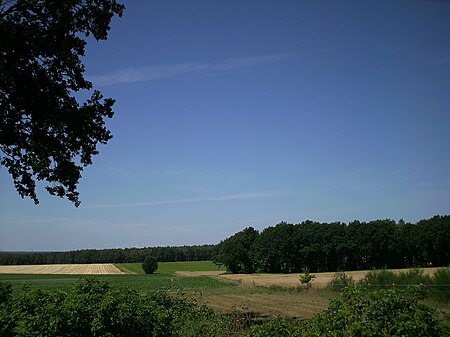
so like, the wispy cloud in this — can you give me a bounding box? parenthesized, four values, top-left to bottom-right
(88, 53, 291, 86)
(82, 190, 284, 209)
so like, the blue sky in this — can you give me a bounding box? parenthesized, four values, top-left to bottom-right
(1, 0, 450, 251)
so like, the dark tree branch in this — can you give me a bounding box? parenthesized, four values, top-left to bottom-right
(0, 0, 125, 206)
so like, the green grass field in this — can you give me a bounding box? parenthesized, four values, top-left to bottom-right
(115, 260, 225, 274)
(0, 273, 235, 294)
(0, 261, 228, 294)
(1, 263, 448, 320)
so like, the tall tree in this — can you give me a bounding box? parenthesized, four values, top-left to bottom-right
(215, 227, 259, 274)
(0, 0, 124, 206)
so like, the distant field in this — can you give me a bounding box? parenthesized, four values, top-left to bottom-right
(115, 260, 224, 274)
(216, 267, 441, 288)
(114, 263, 145, 274)
(0, 273, 235, 293)
(0, 265, 447, 319)
(0, 261, 223, 275)
(0, 261, 232, 294)
(0, 264, 124, 275)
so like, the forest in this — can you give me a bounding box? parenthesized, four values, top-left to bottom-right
(214, 215, 450, 273)
(0, 245, 215, 265)
(1, 215, 449, 274)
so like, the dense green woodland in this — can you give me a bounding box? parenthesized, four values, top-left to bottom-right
(214, 215, 450, 273)
(1, 216, 449, 274)
(0, 245, 215, 265)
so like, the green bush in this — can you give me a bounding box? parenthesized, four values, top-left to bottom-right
(362, 269, 397, 287)
(246, 318, 305, 337)
(142, 256, 158, 274)
(0, 283, 12, 305)
(360, 268, 450, 302)
(311, 286, 446, 337)
(328, 271, 354, 291)
(430, 267, 450, 302)
(0, 277, 239, 337)
(396, 268, 430, 285)
(245, 286, 448, 337)
(299, 268, 315, 288)
(171, 298, 235, 337)
(1, 278, 448, 337)
(0, 277, 174, 337)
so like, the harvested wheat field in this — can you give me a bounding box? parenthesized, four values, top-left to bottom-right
(218, 271, 366, 288)
(0, 264, 125, 275)
(178, 268, 441, 288)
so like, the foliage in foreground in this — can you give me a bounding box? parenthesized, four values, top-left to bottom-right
(0, 278, 233, 337)
(1, 278, 449, 337)
(247, 286, 449, 337)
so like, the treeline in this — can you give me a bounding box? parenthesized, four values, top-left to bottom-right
(0, 245, 215, 265)
(2, 215, 449, 272)
(214, 215, 450, 273)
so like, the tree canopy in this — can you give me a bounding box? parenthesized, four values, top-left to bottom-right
(215, 215, 450, 274)
(0, 0, 124, 206)
(142, 256, 158, 274)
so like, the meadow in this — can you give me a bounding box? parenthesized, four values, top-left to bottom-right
(1, 261, 448, 319)
(115, 260, 225, 274)
(0, 273, 233, 294)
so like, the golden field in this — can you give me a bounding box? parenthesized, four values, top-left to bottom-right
(0, 263, 125, 275)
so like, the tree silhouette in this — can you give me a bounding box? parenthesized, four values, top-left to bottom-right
(0, 0, 124, 206)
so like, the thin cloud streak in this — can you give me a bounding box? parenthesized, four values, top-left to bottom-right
(83, 190, 285, 209)
(88, 54, 291, 86)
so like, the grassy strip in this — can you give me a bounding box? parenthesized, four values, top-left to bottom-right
(115, 263, 145, 274)
(157, 261, 225, 273)
(0, 273, 235, 294)
(115, 260, 224, 274)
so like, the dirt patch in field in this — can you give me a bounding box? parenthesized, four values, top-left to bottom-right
(0, 264, 125, 275)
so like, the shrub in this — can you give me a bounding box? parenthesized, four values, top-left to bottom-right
(245, 286, 448, 337)
(361, 269, 397, 287)
(0, 278, 239, 337)
(246, 318, 305, 337)
(0, 282, 12, 305)
(299, 268, 315, 288)
(142, 256, 158, 274)
(171, 297, 234, 337)
(0, 278, 175, 337)
(311, 286, 446, 337)
(430, 267, 450, 302)
(396, 268, 430, 285)
(328, 271, 354, 291)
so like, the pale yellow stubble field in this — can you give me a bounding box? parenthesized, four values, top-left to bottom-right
(177, 267, 441, 288)
(0, 263, 125, 274)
